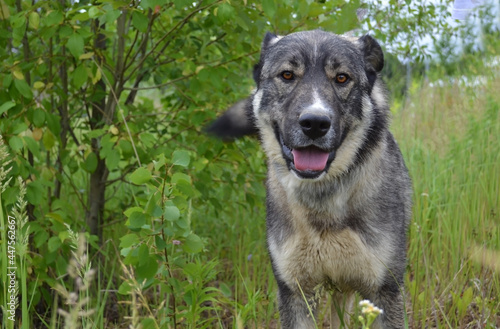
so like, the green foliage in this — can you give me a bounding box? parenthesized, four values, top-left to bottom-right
(362, 0, 454, 62)
(0, 0, 360, 327)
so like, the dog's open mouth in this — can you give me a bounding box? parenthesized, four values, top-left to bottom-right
(292, 148, 329, 171)
(278, 130, 335, 179)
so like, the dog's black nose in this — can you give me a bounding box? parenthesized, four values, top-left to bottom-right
(299, 113, 331, 139)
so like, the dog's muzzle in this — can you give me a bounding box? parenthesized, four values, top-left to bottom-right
(276, 126, 336, 179)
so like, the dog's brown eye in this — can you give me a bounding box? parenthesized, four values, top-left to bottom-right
(335, 74, 349, 84)
(281, 71, 294, 81)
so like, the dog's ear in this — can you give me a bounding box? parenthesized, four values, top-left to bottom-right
(262, 32, 280, 50)
(205, 97, 258, 141)
(253, 32, 280, 86)
(358, 35, 384, 73)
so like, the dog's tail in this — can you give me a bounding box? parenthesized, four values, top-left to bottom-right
(205, 97, 257, 141)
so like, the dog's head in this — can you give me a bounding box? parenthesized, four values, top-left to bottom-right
(208, 30, 387, 180)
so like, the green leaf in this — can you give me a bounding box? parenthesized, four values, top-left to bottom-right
(136, 255, 158, 281)
(219, 282, 232, 297)
(120, 234, 139, 248)
(86, 129, 106, 139)
(42, 130, 56, 150)
(29, 11, 40, 30)
(79, 52, 94, 60)
(140, 318, 156, 329)
(67, 33, 84, 59)
(26, 180, 44, 205)
(124, 207, 144, 217)
(72, 64, 88, 89)
(262, 0, 277, 18)
(14, 79, 33, 99)
(48, 236, 61, 252)
(172, 150, 190, 167)
(45, 10, 64, 26)
(46, 112, 61, 136)
(9, 136, 23, 151)
(138, 244, 149, 265)
(164, 206, 180, 221)
(72, 11, 90, 22)
(155, 235, 167, 250)
(171, 172, 191, 184)
(128, 212, 146, 228)
(141, 0, 165, 10)
(0, 101, 16, 115)
(118, 281, 132, 295)
(217, 3, 235, 23)
(24, 136, 40, 159)
(153, 154, 166, 171)
(33, 81, 45, 89)
(130, 167, 152, 185)
(182, 233, 204, 253)
(105, 149, 120, 170)
(175, 217, 189, 229)
(173, 0, 192, 8)
(183, 262, 200, 277)
(12, 123, 28, 134)
(34, 230, 49, 249)
(100, 5, 121, 25)
(33, 109, 45, 127)
(82, 152, 98, 173)
(0, 1, 9, 19)
(47, 212, 64, 224)
(139, 132, 155, 148)
(88, 6, 100, 19)
(132, 11, 148, 33)
(175, 179, 196, 197)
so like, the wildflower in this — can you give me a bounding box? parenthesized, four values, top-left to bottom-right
(358, 299, 383, 329)
(359, 299, 371, 307)
(172, 240, 181, 245)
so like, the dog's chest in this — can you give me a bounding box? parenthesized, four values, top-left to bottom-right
(269, 220, 387, 292)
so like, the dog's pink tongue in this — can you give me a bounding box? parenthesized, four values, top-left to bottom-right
(292, 148, 329, 171)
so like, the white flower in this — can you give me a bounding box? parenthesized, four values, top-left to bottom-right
(359, 299, 384, 315)
(359, 299, 372, 307)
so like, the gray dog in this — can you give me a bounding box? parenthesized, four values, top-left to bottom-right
(208, 30, 412, 329)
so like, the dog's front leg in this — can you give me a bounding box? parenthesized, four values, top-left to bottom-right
(365, 282, 405, 329)
(276, 278, 318, 329)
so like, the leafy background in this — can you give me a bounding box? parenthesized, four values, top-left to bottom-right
(0, 0, 499, 328)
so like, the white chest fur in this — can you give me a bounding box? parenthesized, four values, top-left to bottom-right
(268, 215, 391, 294)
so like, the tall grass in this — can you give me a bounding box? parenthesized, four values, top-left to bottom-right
(393, 72, 500, 327)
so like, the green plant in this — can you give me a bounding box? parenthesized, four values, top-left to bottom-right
(393, 58, 500, 328)
(53, 231, 96, 329)
(117, 151, 219, 328)
(358, 300, 383, 329)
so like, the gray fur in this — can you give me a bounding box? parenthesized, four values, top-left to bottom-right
(209, 30, 412, 329)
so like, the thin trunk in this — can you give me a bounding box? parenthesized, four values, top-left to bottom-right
(86, 20, 108, 241)
(55, 33, 69, 199)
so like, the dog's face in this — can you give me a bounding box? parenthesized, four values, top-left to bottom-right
(252, 30, 385, 180)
